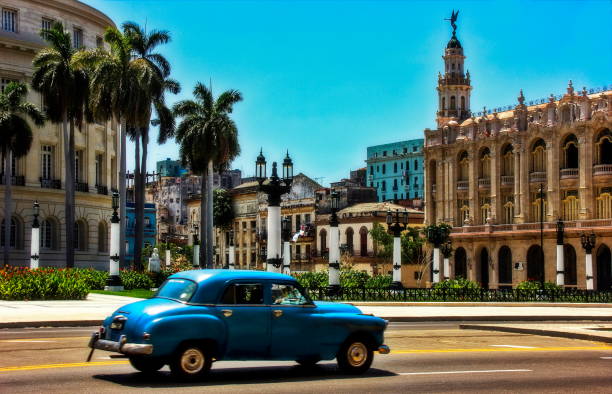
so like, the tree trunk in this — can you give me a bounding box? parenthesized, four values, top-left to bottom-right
(64, 115, 75, 268)
(133, 131, 140, 269)
(139, 132, 148, 267)
(200, 174, 206, 268)
(206, 159, 214, 268)
(3, 150, 12, 266)
(119, 118, 127, 268)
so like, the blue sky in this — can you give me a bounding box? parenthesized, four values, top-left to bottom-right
(83, 0, 611, 186)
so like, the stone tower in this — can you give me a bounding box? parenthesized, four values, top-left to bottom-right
(436, 13, 472, 127)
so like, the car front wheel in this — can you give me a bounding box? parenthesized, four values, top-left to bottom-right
(129, 356, 165, 373)
(336, 338, 373, 374)
(170, 344, 212, 379)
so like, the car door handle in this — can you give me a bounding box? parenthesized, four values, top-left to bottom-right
(272, 310, 283, 318)
(221, 309, 233, 317)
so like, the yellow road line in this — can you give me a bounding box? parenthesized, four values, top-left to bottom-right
(0, 360, 129, 372)
(0, 336, 90, 343)
(390, 346, 612, 354)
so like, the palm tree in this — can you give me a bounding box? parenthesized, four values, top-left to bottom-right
(0, 82, 45, 265)
(123, 22, 179, 269)
(173, 83, 242, 268)
(32, 22, 89, 268)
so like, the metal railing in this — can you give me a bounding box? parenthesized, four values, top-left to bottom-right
(456, 180, 468, 190)
(40, 178, 61, 189)
(304, 287, 612, 303)
(96, 185, 108, 195)
(0, 175, 25, 186)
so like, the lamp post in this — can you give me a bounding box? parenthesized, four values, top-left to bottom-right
(30, 201, 40, 269)
(228, 229, 235, 269)
(386, 208, 407, 289)
(282, 216, 291, 275)
(426, 224, 449, 284)
(192, 223, 200, 268)
(106, 192, 123, 291)
(580, 231, 596, 290)
(328, 191, 341, 294)
(538, 183, 545, 286)
(440, 240, 453, 281)
(556, 218, 565, 286)
(256, 149, 293, 273)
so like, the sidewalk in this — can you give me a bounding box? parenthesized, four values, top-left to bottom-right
(1, 293, 611, 329)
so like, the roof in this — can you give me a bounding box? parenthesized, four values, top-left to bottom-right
(339, 201, 422, 215)
(447, 34, 462, 49)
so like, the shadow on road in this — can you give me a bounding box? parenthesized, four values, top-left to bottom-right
(93, 364, 396, 387)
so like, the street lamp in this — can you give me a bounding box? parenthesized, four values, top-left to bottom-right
(106, 192, 123, 291)
(328, 191, 341, 294)
(426, 223, 450, 284)
(556, 218, 565, 286)
(440, 240, 453, 281)
(192, 223, 200, 268)
(30, 201, 40, 269)
(538, 183, 545, 287)
(256, 150, 293, 272)
(580, 231, 596, 290)
(387, 208, 408, 289)
(281, 216, 292, 275)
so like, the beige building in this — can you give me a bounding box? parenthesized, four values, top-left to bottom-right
(0, 0, 117, 267)
(424, 24, 612, 289)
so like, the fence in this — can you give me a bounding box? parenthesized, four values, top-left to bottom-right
(304, 287, 612, 303)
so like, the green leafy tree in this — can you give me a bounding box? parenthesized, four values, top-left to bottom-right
(32, 22, 90, 268)
(172, 83, 242, 268)
(423, 222, 453, 247)
(0, 82, 44, 264)
(213, 188, 234, 230)
(369, 222, 393, 260)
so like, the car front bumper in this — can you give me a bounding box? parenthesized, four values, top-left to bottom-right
(377, 345, 391, 354)
(88, 332, 153, 356)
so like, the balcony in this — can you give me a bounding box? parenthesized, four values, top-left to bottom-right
(560, 168, 579, 179)
(593, 164, 612, 176)
(0, 175, 25, 186)
(456, 180, 468, 190)
(76, 182, 89, 193)
(40, 178, 61, 189)
(478, 178, 490, 189)
(96, 185, 108, 195)
(432, 184, 436, 193)
(529, 172, 547, 183)
(501, 175, 514, 186)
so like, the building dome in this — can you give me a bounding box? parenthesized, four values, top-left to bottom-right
(446, 33, 462, 49)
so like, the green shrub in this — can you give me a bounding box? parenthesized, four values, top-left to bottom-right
(434, 278, 481, 290)
(293, 271, 328, 288)
(365, 275, 392, 289)
(119, 270, 154, 290)
(340, 269, 370, 288)
(73, 268, 108, 290)
(516, 280, 562, 291)
(0, 266, 89, 300)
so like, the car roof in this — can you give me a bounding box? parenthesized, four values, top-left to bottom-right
(168, 270, 297, 304)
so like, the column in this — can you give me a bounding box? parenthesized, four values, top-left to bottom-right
(519, 143, 530, 223)
(105, 210, 123, 291)
(443, 256, 450, 280)
(432, 247, 441, 283)
(30, 219, 40, 269)
(547, 138, 560, 220)
(490, 146, 499, 223)
(468, 150, 477, 224)
(578, 134, 593, 219)
(192, 243, 200, 268)
(391, 236, 402, 288)
(448, 158, 456, 225)
(556, 243, 565, 286)
(282, 240, 291, 275)
(585, 252, 594, 290)
(228, 245, 235, 269)
(424, 156, 434, 224)
(436, 160, 445, 222)
(513, 146, 521, 221)
(266, 206, 281, 273)
(328, 224, 340, 291)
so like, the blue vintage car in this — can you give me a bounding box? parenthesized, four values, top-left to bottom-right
(89, 270, 389, 378)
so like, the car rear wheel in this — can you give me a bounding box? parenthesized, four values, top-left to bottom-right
(336, 338, 373, 374)
(170, 344, 212, 379)
(129, 356, 165, 373)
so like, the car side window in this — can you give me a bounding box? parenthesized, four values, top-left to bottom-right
(271, 284, 309, 305)
(221, 283, 264, 305)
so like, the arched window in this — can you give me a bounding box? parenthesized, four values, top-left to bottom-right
(596, 190, 612, 219)
(460, 96, 466, 110)
(345, 227, 354, 255)
(595, 129, 612, 165)
(561, 190, 579, 221)
(458, 151, 469, 181)
(450, 96, 456, 110)
(527, 245, 545, 283)
(564, 244, 577, 286)
(359, 227, 368, 257)
(498, 246, 512, 285)
(41, 217, 59, 250)
(531, 139, 547, 173)
(503, 197, 514, 224)
(74, 220, 88, 251)
(454, 247, 467, 279)
(0, 216, 21, 249)
(442, 97, 446, 110)
(531, 190, 547, 223)
(319, 229, 327, 255)
(561, 134, 579, 169)
(98, 221, 108, 253)
(501, 144, 514, 176)
(479, 148, 491, 179)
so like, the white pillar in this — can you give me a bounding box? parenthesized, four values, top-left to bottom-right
(30, 226, 40, 269)
(165, 249, 171, 268)
(443, 257, 450, 280)
(585, 253, 594, 290)
(556, 244, 565, 286)
(192, 244, 200, 268)
(392, 236, 402, 284)
(433, 247, 441, 283)
(105, 219, 123, 291)
(267, 206, 281, 273)
(282, 241, 291, 275)
(229, 245, 235, 269)
(329, 225, 340, 287)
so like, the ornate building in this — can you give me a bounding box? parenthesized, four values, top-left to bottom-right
(0, 0, 117, 268)
(424, 18, 612, 290)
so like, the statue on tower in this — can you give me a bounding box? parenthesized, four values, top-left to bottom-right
(446, 10, 459, 35)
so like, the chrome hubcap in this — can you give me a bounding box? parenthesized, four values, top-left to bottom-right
(347, 342, 367, 367)
(180, 348, 204, 374)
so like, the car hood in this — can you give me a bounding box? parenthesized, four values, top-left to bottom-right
(314, 301, 362, 315)
(111, 297, 188, 320)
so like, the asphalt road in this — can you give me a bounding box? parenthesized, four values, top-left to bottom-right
(1, 323, 611, 393)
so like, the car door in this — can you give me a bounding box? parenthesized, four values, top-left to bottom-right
(268, 281, 319, 360)
(216, 281, 270, 359)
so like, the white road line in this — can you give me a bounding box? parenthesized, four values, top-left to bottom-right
(398, 369, 532, 376)
(491, 345, 536, 349)
(3, 340, 56, 343)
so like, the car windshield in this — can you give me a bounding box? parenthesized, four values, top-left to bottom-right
(156, 279, 197, 302)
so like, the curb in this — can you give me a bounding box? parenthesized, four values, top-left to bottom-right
(351, 302, 612, 308)
(459, 323, 612, 344)
(0, 320, 102, 329)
